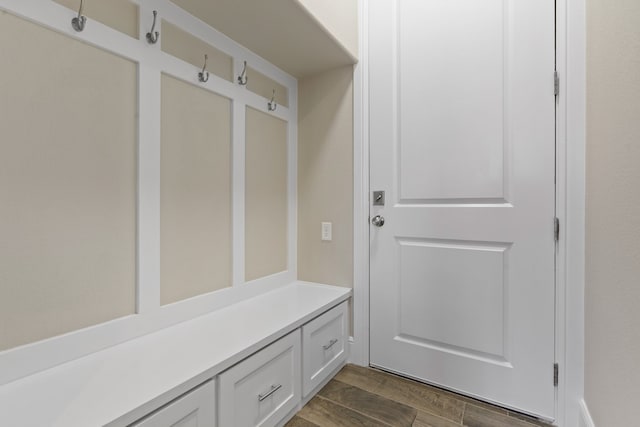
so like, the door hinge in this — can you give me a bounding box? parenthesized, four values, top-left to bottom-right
(554, 71, 560, 97)
(554, 363, 559, 387)
(554, 217, 560, 242)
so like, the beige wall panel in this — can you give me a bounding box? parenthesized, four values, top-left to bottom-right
(585, 0, 640, 426)
(162, 21, 233, 82)
(161, 75, 232, 305)
(298, 66, 353, 333)
(0, 13, 137, 351)
(245, 108, 288, 281)
(298, 66, 353, 289)
(54, 0, 139, 38)
(246, 67, 289, 108)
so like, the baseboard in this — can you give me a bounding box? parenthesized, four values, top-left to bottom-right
(277, 405, 301, 427)
(347, 336, 357, 364)
(347, 336, 368, 366)
(578, 400, 595, 427)
(300, 361, 347, 407)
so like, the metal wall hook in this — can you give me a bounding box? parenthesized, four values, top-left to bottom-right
(237, 61, 248, 85)
(71, 0, 87, 32)
(146, 10, 159, 44)
(198, 54, 210, 82)
(268, 89, 277, 111)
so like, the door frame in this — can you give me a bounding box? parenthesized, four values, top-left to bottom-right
(349, 0, 586, 425)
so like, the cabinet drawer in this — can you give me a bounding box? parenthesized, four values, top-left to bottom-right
(302, 301, 348, 396)
(218, 330, 301, 427)
(132, 380, 216, 427)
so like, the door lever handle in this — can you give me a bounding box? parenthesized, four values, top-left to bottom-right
(371, 215, 385, 227)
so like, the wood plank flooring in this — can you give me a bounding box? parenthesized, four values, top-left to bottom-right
(287, 365, 551, 427)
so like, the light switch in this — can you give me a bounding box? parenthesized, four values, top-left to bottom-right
(321, 222, 332, 241)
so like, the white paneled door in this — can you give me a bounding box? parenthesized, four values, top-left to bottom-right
(369, 0, 556, 419)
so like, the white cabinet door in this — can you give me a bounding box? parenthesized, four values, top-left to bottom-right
(369, 0, 557, 419)
(218, 330, 301, 427)
(302, 302, 348, 396)
(132, 380, 216, 427)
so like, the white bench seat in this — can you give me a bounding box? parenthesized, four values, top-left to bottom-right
(0, 281, 351, 427)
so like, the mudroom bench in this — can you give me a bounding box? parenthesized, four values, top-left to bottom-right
(0, 282, 351, 427)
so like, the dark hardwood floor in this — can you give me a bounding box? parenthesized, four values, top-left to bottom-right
(287, 365, 551, 427)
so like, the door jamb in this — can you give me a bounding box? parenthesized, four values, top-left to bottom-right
(349, 0, 370, 366)
(554, 0, 587, 425)
(350, 0, 586, 426)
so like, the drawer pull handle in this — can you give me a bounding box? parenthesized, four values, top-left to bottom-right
(258, 384, 282, 401)
(323, 338, 339, 350)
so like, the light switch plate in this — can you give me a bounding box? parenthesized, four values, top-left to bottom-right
(321, 222, 332, 241)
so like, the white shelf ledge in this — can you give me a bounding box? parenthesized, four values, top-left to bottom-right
(169, 0, 358, 78)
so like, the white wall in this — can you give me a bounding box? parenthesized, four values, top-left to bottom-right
(585, 0, 640, 425)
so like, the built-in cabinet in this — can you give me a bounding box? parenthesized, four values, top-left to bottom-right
(132, 380, 216, 427)
(302, 301, 349, 396)
(1, 282, 350, 426)
(218, 330, 301, 427)
(130, 301, 348, 427)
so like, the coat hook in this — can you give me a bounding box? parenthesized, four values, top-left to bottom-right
(268, 89, 277, 111)
(146, 10, 159, 44)
(198, 54, 210, 82)
(71, 0, 87, 32)
(237, 61, 248, 85)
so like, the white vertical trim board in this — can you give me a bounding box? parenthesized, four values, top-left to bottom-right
(136, 63, 162, 315)
(287, 83, 299, 279)
(136, 0, 162, 316)
(0, 0, 298, 385)
(231, 99, 247, 287)
(352, 1, 587, 425)
(556, 0, 587, 425)
(350, 0, 370, 366)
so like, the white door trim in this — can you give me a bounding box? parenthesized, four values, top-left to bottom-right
(554, 0, 587, 425)
(350, 0, 586, 425)
(350, 0, 370, 366)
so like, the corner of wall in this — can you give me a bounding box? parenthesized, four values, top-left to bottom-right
(579, 399, 596, 427)
(297, 66, 355, 335)
(297, 66, 354, 290)
(294, 0, 359, 60)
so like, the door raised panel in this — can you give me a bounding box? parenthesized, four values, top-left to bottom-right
(398, 0, 507, 202)
(397, 240, 509, 362)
